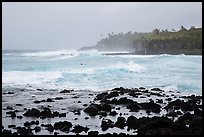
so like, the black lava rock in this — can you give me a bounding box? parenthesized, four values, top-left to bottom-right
(34, 126, 41, 133)
(60, 89, 73, 93)
(109, 111, 118, 116)
(139, 101, 161, 113)
(23, 108, 41, 117)
(88, 131, 99, 135)
(115, 117, 126, 129)
(53, 121, 72, 132)
(71, 125, 89, 133)
(84, 104, 100, 116)
(59, 113, 66, 117)
(101, 119, 114, 131)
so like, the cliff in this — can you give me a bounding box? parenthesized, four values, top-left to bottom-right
(78, 27, 202, 55)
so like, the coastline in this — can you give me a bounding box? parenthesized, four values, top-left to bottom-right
(2, 86, 202, 135)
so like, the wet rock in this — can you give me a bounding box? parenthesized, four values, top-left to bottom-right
(128, 92, 136, 97)
(166, 110, 178, 117)
(139, 87, 145, 90)
(176, 110, 182, 115)
(46, 124, 54, 132)
(32, 120, 39, 125)
(100, 103, 112, 111)
(6, 106, 13, 110)
(109, 111, 118, 116)
(115, 117, 126, 129)
(46, 98, 54, 102)
(72, 96, 79, 98)
(156, 99, 163, 103)
(181, 103, 196, 112)
(166, 98, 172, 101)
(78, 101, 81, 103)
(84, 117, 89, 120)
(54, 132, 59, 135)
(40, 108, 54, 119)
(139, 101, 161, 113)
(53, 111, 60, 117)
(7, 92, 15, 94)
(146, 109, 151, 114)
(6, 111, 16, 117)
(189, 114, 202, 133)
(83, 104, 88, 107)
(60, 89, 73, 93)
(137, 116, 172, 135)
(127, 115, 138, 130)
(164, 99, 184, 110)
(54, 121, 72, 132)
(55, 97, 63, 100)
(176, 112, 193, 125)
(41, 99, 46, 102)
(171, 121, 188, 133)
(8, 124, 16, 128)
(119, 133, 126, 135)
(95, 92, 108, 100)
(71, 125, 89, 133)
(126, 102, 142, 112)
(140, 96, 146, 98)
(116, 97, 134, 105)
(84, 104, 99, 116)
(34, 126, 41, 133)
(12, 132, 18, 135)
(106, 91, 119, 99)
(73, 110, 81, 115)
(16, 104, 23, 106)
(24, 121, 39, 127)
(151, 88, 162, 91)
(59, 113, 66, 117)
(2, 129, 12, 135)
(24, 121, 31, 127)
(101, 119, 114, 131)
(112, 87, 125, 91)
(34, 100, 41, 103)
(17, 116, 23, 119)
(16, 127, 34, 135)
(116, 107, 120, 110)
(88, 131, 99, 135)
(150, 92, 163, 96)
(98, 111, 107, 117)
(74, 118, 78, 120)
(194, 107, 202, 115)
(23, 108, 41, 117)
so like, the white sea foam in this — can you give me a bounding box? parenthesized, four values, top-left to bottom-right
(20, 49, 78, 57)
(111, 61, 146, 73)
(2, 71, 62, 86)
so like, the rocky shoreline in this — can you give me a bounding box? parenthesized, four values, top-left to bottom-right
(2, 87, 202, 135)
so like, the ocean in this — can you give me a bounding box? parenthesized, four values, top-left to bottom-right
(2, 49, 202, 95)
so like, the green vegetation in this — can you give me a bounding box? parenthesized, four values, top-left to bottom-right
(141, 26, 202, 54)
(78, 26, 202, 55)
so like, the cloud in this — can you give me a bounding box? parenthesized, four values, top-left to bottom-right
(2, 2, 202, 50)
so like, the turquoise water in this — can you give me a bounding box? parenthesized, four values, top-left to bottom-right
(2, 50, 202, 95)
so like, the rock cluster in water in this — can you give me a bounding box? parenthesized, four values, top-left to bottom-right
(2, 87, 202, 135)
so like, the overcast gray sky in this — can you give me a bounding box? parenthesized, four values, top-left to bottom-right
(2, 2, 202, 50)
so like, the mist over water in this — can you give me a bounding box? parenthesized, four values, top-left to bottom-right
(2, 50, 202, 95)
